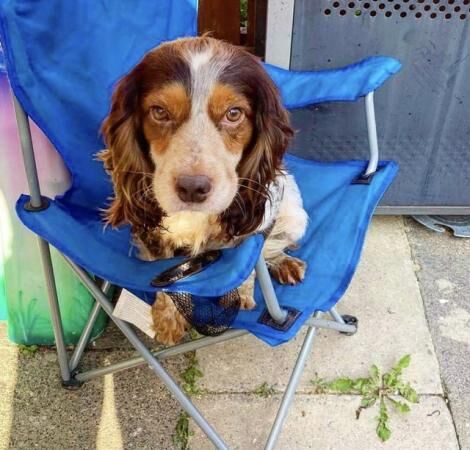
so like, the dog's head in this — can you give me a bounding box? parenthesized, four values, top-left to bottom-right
(101, 37, 293, 237)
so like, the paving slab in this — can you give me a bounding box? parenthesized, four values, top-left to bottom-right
(0, 324, 186, 450)
(405, 217, 470, 449)
(0, 323, 18, 450)
(88, 320, 157, 350)
(1, 215, 460, 450)
(197, 217, 442, 395)
(191, 394, 458, 450)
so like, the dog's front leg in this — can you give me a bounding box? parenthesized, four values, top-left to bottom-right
(238, 271, 256, 310)
(151, 292, 189, 345)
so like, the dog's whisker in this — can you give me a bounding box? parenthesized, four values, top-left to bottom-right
(235, 192, 247, 216)
(234, 199, 245, 216)
(238, 184, 268, 198)
(238, 177, 265, 188)
(133, 182, 154, 194)
(111, 169, 152, 176)
(131, 185, 155, 202)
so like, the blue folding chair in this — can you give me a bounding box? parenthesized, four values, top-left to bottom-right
(0, 1, 400, 448)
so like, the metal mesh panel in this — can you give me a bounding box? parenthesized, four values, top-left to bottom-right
(168, 289, 241, 336)
(290, 0, 470, 209)
(323, 0, 469, 20)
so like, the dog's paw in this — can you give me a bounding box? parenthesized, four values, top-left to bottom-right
(269, 256, 306, 285)
(151, 292, 189, 346)
(239, 294, 256, 310)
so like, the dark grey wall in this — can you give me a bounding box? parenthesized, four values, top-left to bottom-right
(289, 0, 470, 208)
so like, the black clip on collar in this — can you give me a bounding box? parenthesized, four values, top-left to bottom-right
(151, 250, 221, 287)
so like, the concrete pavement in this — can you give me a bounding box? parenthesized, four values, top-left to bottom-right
(405, 217, 470, 450)
(0, 216, 467, 449)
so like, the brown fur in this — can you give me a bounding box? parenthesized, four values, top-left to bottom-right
(268, 255, 306, 285)
(218, 49, 294, 238)
(100, 37, 305, 345)
(100, 36, 292, 244)
(208, 83, 254, 154)
(151, 293, 189, 346)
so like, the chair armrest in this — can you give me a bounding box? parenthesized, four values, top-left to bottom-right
(264, 56, 401, 109)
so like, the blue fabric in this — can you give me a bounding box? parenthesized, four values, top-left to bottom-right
(0, 0, 198, 209)
(0, 0, 400, 345)
(16, 156, 398, 345)
(0, 43, 4, 72)
(0, 0, 401, 212)
(265, 57, 402, 109)
(15, 193, 264, 297)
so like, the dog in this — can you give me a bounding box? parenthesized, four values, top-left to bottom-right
(99, 37, 308, 345)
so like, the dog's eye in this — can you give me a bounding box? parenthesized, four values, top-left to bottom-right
(225, 107, 243, 123)
(150, 105, 170, 122)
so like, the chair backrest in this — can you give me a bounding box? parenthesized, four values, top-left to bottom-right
(0, 0, 197, 208)
(1, 0, 400, 211)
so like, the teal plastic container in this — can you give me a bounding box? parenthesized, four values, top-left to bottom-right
(0, 47, 107, 344)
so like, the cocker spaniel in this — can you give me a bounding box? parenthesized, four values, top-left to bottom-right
(99, 37, 308, 345)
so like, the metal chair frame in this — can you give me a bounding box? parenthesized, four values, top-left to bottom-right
(12, 91, 380, 449)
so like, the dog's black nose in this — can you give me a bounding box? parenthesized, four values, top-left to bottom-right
(176, 175, 212, 203)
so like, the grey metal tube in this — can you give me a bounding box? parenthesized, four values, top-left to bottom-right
(255, 255, 288, 323)
(12, 95, 43, 207)
(306, 316, 356, 334)
(13, 95, 70, 381)
(64, 257, 228, 450)
(69, 301, 102, 371)
(76, 314, 355, 382)
(264, 312, 322, 450)
(329, 306, 345, 324)
(69, 280, 111, 372)
(364, 92, 379, 176)
(376, 205, 470, 215)
(37, 237, 71, 381)
(76, 329, 247, 382)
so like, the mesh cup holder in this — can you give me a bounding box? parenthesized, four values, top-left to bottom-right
(168, 289, 241, 336)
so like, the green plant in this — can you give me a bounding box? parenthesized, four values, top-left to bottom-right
(17, 344, 39, 356)
(310, 373, 329, 394)
(173, 412, 193, 450)
(181, 352, 204, 396)
(254, 382, 276, 398)
(240, 0, 248, 27)
(173, 351, 204, 448)
(189, 328, 201, 341)
(311, 355, 419, 442)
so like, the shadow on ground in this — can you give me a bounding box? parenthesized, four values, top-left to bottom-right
(2, 323, 186, 450)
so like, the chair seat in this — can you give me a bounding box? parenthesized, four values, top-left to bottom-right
(17, 155, 398, 345)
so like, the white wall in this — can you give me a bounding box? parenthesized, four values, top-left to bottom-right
(264, 0, 295, 68)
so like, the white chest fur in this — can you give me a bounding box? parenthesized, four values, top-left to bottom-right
(161, 211, 220, 255)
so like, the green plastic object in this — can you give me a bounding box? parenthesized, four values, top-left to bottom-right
(0, 251, 6, 321)
(0, 61, 107, 344)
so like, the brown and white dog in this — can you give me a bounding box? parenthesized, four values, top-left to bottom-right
(99, 37, 308, 345)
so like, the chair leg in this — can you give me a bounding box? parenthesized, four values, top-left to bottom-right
(12, 96, 73, 383)
(264, 312, 322, 450)
(37, 238, 71, 384)
(64, 256, 229, 450)
(68, 300, 101, 372)
(329, 306, 345, 324)
(305, 315, 356, 334)
(69, 280, 112, 372)
(329, 306, 358, 336)
(256, 255, 288, 323)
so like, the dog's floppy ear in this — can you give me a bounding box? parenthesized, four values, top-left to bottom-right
(222, 62, 293, 237)
(99, 69, 162, 230)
